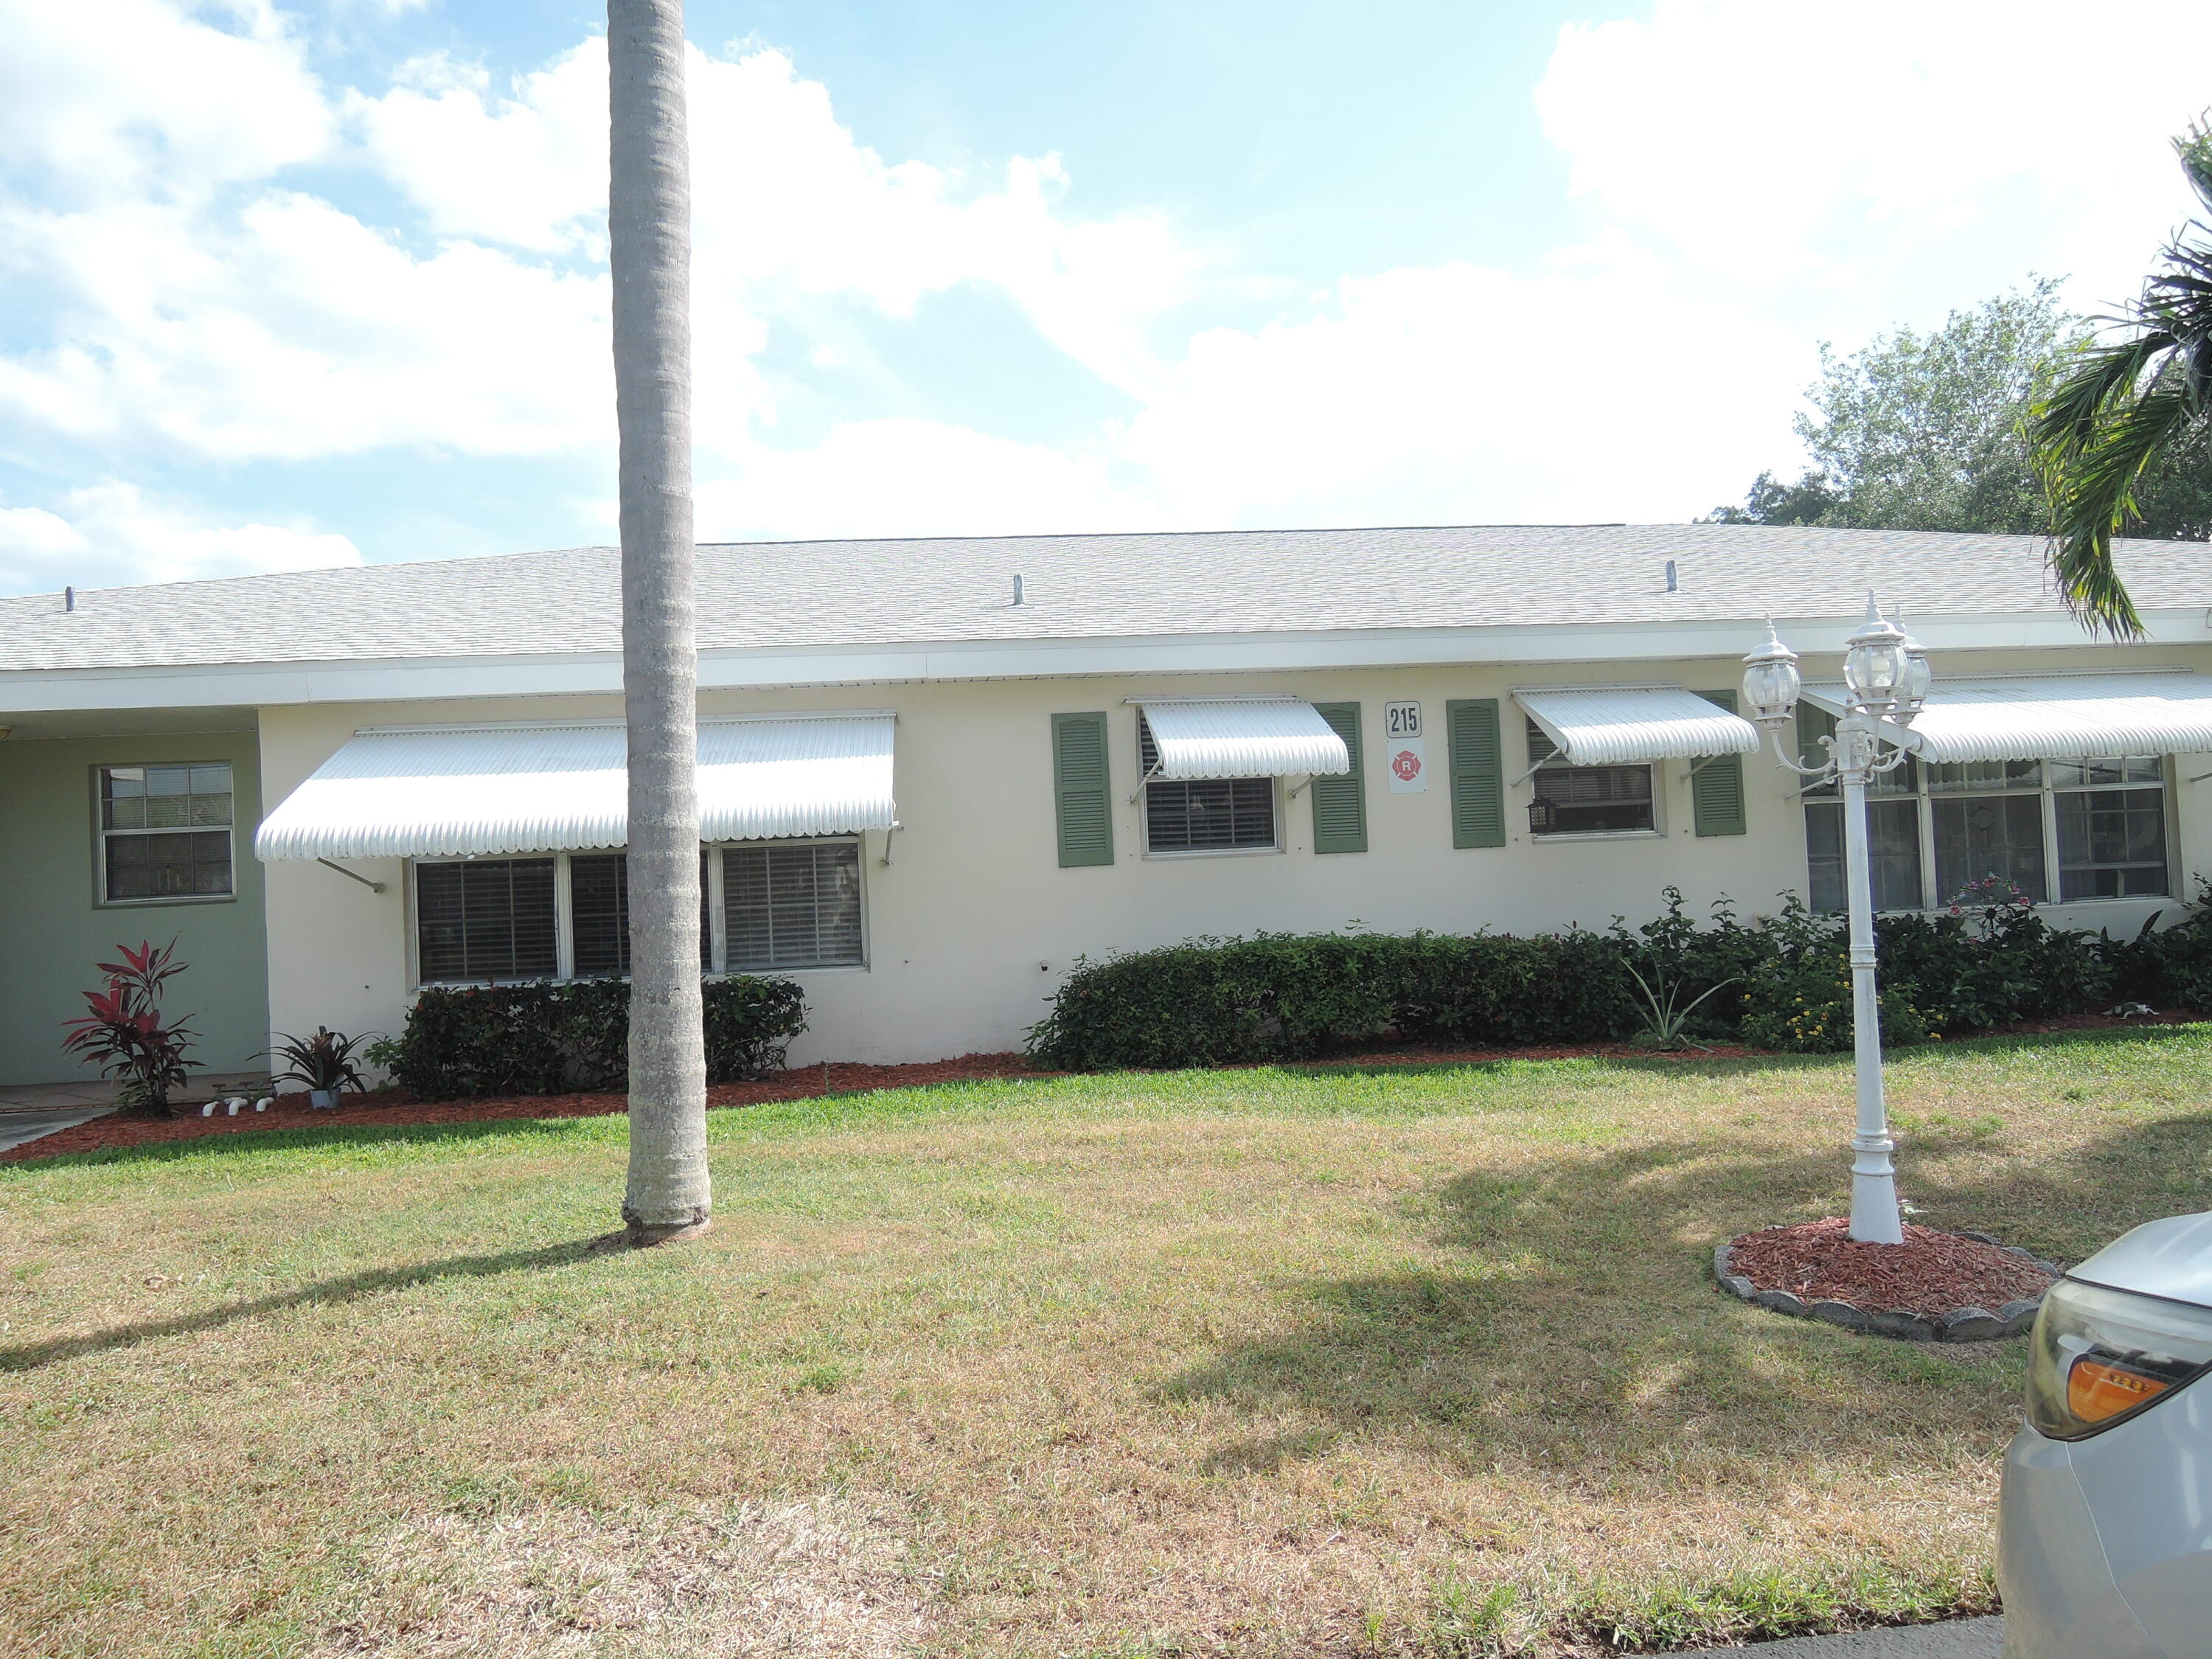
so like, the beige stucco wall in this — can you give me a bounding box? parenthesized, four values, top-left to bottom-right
(257, 642, 2212, 1066)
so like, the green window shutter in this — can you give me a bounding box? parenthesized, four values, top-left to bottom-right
(1692, 689, 1747, 838)
(1051, 712, 1115, 868)
(1446, 698, 1506, 849)
(1309, 702, 1366, 854)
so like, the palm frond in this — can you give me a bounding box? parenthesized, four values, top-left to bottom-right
(2042, 384, 2194, 638)
(2030, 333, 2171, 463)
(2177, 120, 2212, 218)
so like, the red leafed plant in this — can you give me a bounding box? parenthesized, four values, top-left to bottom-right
(60, 939, 198, 1115)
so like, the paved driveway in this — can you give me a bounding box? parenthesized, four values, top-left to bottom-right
(1694, 1618, 2001, 1655)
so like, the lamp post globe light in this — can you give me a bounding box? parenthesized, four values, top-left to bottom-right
(1742, 599, 1931, 1245)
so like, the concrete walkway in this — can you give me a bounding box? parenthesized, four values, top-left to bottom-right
(0, 1072, 269, 1155)
(0, 1106, 116, 1155)
(1694, 1618, 2002, 1655)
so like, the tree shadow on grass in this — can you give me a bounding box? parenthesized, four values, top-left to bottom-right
(0, 1236, 616, 1373)
(1162, 1108, 2212, 1476)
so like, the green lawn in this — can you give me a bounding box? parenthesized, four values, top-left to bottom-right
(4, 1030, 2210, 1658)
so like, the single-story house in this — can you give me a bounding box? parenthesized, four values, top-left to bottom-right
(6, 522, 2212, 1087)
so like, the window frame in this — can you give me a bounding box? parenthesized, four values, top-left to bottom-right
(1522, 717, 1664, 842)
(713, 835, 870, 975)
(407, 837, 870, 988)
(91, 760, 240, 908)
(1135, 713, 1284, 859)
(1798, 746, 2176, 914)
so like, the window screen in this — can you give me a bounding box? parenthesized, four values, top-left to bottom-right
(1138, 714, 1276, 852)
(1806, 798, 1924, 914)
(100, 763, 234, 900)
(569, 851, 715, 975)
(415, 859, 559, 982)
(1524, 719, 1654, 835)
(1933, 792, 2048, 903)
(569, 853, 630, 978)
(722, 840, 864, 970)
(2054, 759, 2168, 900)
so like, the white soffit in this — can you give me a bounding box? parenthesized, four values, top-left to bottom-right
(1800, 673, 2212, 763)
(1514, 685, 1759, 766)
(1133, 697, 1351, 779)
(255, 714, 896, 860)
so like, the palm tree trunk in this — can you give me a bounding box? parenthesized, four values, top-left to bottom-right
(609, 0, 709, 1242)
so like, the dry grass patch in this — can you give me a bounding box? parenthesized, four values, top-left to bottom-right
(3, 1031, 2210, 1655)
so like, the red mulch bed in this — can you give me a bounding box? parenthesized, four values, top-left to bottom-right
(7, 1008, 2200, 1164)
(1725, 1217, 2057, 1321)
(0, 1054, 1046, 1163)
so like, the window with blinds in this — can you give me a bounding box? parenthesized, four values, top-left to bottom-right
(723, 840, 865, 970)
(1523, 719, 1655, 836)
(1138, 714, 1278, 853)
(415, 846, 818, 984)
(99, 762, 235, 902)
(414, 858, 559, 982)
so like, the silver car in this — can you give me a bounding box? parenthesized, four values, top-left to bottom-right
(1999, 1211, 2212, 1658)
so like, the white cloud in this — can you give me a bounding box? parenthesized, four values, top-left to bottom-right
(1121, 250, 1816, 526)
(0, 192, 613, 459)
(0, 483, 361, 592)
(696, 418, 1160, 541)
(0, 0, 330, 202)
(1535, 0, 2212, 310)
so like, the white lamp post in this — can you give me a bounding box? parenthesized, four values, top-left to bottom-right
(1741, 598, 1930, 1245)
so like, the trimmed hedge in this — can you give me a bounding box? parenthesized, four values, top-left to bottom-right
(1026, 886, 2212, 1070)
(381, 975, 807, 1100)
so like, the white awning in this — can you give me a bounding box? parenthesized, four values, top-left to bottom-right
(1133, 698, 1350, 779)
(255, 714, 896, 860)
(1513, 685, 1759, 766)
(1801, 673, 2212, 764)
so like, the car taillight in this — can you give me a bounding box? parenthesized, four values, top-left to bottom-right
(2025, 1278, 2212, 1441)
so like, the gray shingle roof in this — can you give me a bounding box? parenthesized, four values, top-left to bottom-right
(2, 523, 2208, 675)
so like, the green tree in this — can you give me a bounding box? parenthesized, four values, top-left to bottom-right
(1706, 274, 2212, 549)
(2031, 125, 2212, 636)
(1705, 281, 2075, 532)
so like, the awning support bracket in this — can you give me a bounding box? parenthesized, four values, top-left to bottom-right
(877, 820, 903, 866)
(316, 858, 387, 894)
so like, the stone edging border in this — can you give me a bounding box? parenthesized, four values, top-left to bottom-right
(1714, 1230, 2065, 1343)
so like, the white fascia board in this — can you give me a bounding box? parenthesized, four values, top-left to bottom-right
(3, 606, 2208, 715)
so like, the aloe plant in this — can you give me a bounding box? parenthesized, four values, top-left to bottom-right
(1624, 962, 1741, 1052)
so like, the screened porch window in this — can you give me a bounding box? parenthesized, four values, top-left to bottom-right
(1796, 708, 2169, 911)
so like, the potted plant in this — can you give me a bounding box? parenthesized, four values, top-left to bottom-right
(60, 939, 198, 1116)
(265, 1027, 378, 1109)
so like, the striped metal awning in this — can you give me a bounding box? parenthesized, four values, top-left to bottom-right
(1513, 685, 1759, 766)
(1801, 673, 2212, 763)
(255, 714, 896, 860)
(1131, 697, 1350, 779)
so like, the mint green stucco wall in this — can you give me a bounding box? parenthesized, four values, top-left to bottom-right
(0, 732, 269, 1086)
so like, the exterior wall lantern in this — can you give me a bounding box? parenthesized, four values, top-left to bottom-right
(1741, 599, 1931, 1245)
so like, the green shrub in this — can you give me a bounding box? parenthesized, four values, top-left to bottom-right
(385, 976, 807, 1100)
(1029, 886, 2212, 1071)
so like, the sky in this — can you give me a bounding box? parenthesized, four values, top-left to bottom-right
(1, 0, 2211, 597)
